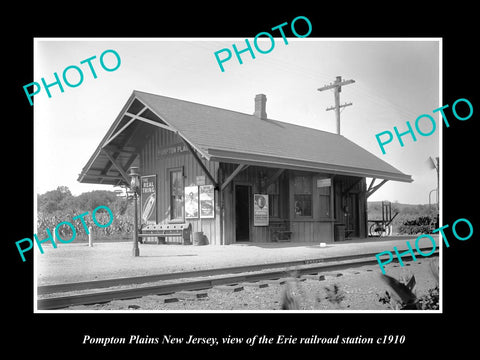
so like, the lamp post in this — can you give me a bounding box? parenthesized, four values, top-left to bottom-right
(129, 166, 140, 257)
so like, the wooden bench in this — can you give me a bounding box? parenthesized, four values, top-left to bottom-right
(345, 228, 355, 239)
(138, 223, 192, 245)
(270, 220, 292, 242)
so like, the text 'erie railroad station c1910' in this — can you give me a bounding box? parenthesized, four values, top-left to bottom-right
(78, 91, 412, 245)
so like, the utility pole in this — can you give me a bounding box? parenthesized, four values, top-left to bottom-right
(428, 156, 440, 229)
(428, 156, 440, 208)
(317, 75, 355, 135)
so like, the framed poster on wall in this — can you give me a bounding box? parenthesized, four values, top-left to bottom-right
(140, 175, 157, 225)
(199, 184, 215, 218)
(185, 185, 199, 219)
(254, 194, 269, 226)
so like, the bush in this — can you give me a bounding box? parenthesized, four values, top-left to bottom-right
(377, 258, 439, 310)
(398, 216, 437, 235)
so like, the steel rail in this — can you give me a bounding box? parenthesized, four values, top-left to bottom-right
(37, 246, 437, 295)
(37, 250, 438, 310)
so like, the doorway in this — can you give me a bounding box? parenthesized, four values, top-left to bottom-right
(235, 184, 251, 242)
(345, 193, 359, 237)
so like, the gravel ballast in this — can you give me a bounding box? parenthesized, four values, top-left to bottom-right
(64, 258, 440, 311)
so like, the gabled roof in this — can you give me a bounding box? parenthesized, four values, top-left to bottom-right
(78, 90, 412, 185)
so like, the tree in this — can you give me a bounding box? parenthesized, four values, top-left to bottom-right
(37, 186, 74, 213)
(74, 190, 118, 212)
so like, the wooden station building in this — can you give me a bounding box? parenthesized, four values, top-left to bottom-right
(78, 91, 412, 245)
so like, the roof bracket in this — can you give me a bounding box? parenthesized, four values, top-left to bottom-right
(264, 168, 285, 189)
(366, 179, 388, 198)
(342, 177, 363, 197)
(101, 149, 131, 185)
(367, 178, 377, 193)
(125, 111, 175, 132)
(182, 139, 218, 188)
(221, 164, 249, 191)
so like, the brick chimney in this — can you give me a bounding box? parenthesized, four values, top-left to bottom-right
(253, 94, 267, 119)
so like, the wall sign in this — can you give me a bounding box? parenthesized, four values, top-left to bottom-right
(141, 175, 157, 224)
(317, 178, 332, 188)
(185, 185, 199, 219)
(196, 175, 206, 186)
(157, 143, 189, 157)
(254, 194, 269, 226)
(199, 185, 215, 218)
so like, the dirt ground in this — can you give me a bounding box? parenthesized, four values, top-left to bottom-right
(36, 236, 438, 286)
(65, 257, 440, 312)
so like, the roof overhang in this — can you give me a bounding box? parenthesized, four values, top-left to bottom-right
(78, 93, 177, 186)
(78, 90, 413, 186)
(206, 148, 413, 182)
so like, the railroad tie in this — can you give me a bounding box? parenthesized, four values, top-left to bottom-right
(215, 284, 244, 293)
(284, 276, 307, 283)
(302, 274, 326, 281)
(163, 296, 180, 303)
(175, 290, 209, 300)
(242, 281, 269, 289)
(263, 278, 287, 285)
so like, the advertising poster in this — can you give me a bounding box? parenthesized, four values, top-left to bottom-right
(185, 185, 199, 219)
(140, 175, 157, 224)
(254, 194, 269, 226)
(199, 184, 215, 218)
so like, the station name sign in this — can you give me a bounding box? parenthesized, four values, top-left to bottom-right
(157, 143, 189, 157)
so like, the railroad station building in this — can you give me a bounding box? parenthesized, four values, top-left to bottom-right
(78, 90, 412, 245)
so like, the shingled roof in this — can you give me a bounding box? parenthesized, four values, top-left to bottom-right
(78, 90, 412, 185)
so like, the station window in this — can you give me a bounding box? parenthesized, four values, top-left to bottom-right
(293, 175, 312, 217)
(169, 168, 184, 221)
(267, 180, 280, 218)
(318, 186, 331, 218)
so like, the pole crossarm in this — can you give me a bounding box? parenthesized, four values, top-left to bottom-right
(317, 76, 355, 135)
(326, 102, 353, 111)
(317, 79, 355, 92)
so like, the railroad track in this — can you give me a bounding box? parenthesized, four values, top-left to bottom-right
(37, 249, 438, 310)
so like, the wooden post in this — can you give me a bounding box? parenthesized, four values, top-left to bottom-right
(88, 226, 93, 247)
(334, 82, 341, 135)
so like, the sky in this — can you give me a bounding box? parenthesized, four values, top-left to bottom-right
(34, 38, 440, 204)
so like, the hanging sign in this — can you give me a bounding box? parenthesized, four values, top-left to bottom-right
(199, 185, 215, 218)
(185, 185, 199, 219)
(140, 175, 157, 225)
(317, 178, 332, 188)
(254, 194, 269, 226)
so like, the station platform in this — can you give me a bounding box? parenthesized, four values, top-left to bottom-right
(35, 235, 440, 286)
